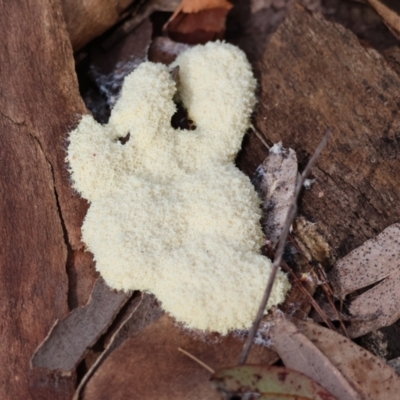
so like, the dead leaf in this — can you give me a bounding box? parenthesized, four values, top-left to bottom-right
(252, 142, 298, 246)
(31, 279, 130, 371)
(164, 0, 233, 44)
(296, 318, 400, 399)
(167, 7, 230, 44)
(270, 315, 361, 400)
(346, 267, 400, 337)
(180, 0, 233, 13)
(293, 216, 333, 265)
(328, 224, 400, 299)
(211, 365, 336, 400)
(323, 224, 400, 336)
(74, 293, 163, 400)
(81, 314, 279, 400)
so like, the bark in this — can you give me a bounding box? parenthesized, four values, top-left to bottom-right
(0, 0, 93, 398)
(61, 0, 135, 51)
(236, 4, 400, 260)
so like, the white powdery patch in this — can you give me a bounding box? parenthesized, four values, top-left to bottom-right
(67, 42, 290, 334)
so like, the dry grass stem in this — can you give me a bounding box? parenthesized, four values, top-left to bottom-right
(178, 347, 215, 374)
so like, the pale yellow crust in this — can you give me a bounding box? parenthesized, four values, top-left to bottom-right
(67, 42, 290, 334)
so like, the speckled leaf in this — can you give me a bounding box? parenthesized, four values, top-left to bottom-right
(347, 267, 400, 337)
(325, 224, 400, 336)
(295, 318, 400, 399)
(328, 224, 400, 298)
(252, 142, 297, 245)
(270, 316, 361, 400)
(211, 365, 336, 400)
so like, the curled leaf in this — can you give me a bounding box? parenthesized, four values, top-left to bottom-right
(252, 142, 297, 246)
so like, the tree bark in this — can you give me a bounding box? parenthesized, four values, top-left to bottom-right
(0, 0, 93, 398)
(235, 3, 400, 260)
(61, 0, 135, 51)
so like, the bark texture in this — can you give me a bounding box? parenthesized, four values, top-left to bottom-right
(0, 0, 92, 398)
(236, 4, 400, 259)
(62, 0, 134, 51)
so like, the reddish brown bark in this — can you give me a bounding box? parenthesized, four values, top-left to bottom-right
(0, 0, 93, 398)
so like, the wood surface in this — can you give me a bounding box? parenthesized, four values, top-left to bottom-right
(62, 0, 135, 51)
(236, 4, 400, 259)
(0, 0, 92, 398)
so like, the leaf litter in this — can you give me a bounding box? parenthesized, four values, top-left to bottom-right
(325, 223, 400, 337)
(268, 315, 400, 400)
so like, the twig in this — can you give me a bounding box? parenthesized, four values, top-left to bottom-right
(285, 234, 347, 335)
(238, 128, 333, 365)
(178, 347, 215, 374)
(315, 267, 350, 338)
(279, 259, 337, 332)
(253, 129, 270, 150)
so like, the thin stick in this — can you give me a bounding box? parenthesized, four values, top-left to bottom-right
(279, 260, 337, 332)
(315, 267, 350, 338)
(238, 129, 333, 365)
(253, 130, 270, 150)
(178, 347, 215, 374)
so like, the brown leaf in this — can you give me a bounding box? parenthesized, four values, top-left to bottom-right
(32, 279, 130, 371)
(270, 316, 361, 400)
(167, 7, 230, 44)
(296, 318, 400, 400)
(81, 314, 278, 400)
(252, 142, 298, 245)
(74, 293, 163, 400)
(324, 224, 400, 336)
(328, 224, 400, 299)
(180, 0, 233, 13)
(347, 267, 400, 337)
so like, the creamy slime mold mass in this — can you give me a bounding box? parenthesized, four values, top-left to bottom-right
(67, 42, 290, 334)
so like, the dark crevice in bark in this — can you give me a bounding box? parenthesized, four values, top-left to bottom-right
(28, 131, 77, 311)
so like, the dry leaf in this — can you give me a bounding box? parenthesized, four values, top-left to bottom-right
(296, 318, 400, 399)
(328, 224, 400, 298)
(74, 293, 163, 400)
(270, 315, 361, 400)
(167, 7, 230, 44)
(165, 0, 233, 44)
(325, 224, 400, 336)
(32, 279, 129, 371)
(81, 314, 278, 400)
(180, 0, 233, 13)
(346, 267, 400, 337)
(211, 365, 336, 399)
(252, 142, 298, 246)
